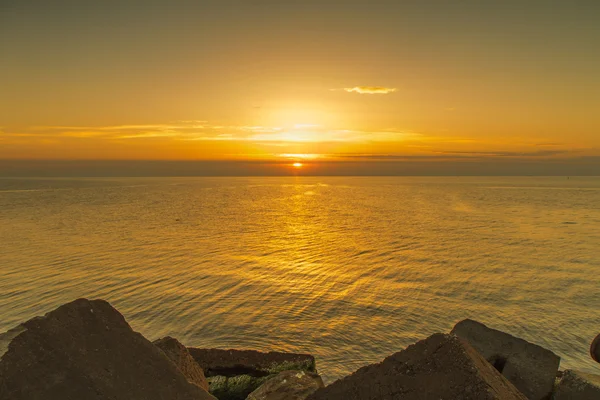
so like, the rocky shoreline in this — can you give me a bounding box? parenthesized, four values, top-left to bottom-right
(0, 298, 598, 399)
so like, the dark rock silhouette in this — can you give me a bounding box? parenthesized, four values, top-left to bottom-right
(0, 299, 581, 400)
(452, 319, 560, 400)
(0, 298, 215, 400)
(307, 333, 527, 400)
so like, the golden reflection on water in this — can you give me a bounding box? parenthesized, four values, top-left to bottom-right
(0, 177, 599, 383)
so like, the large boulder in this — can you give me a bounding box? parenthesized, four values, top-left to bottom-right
(451, 319, 560, 400)
(307, 333, 527, 400)
(553, 370, 600, 400)
(187, 348, 316, 400)
(154, 336, 209, 391)
(247, 370, 324, 400)
(0, 298, 215, 400)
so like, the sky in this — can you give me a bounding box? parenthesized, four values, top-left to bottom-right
(1, 0, 599, 175)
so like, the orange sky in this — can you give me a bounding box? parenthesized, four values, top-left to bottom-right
(1, 1, 599, 173)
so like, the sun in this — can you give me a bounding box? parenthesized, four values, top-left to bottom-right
(292, 162, 303, 168)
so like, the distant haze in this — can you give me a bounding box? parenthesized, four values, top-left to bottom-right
(1, 159, 599, 177)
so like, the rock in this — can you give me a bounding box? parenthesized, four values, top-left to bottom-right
(590, 333, 600, 363)
(154, 336, 209, 391)
(188, 348, 317, 376)
(553, 370, 600, 400)
(307, 333, 527, 400)
(0, 298, 216, 400)
(452, 319, 560, 400)
(208, 374, 270, 400)
(188, 348, 317, 400)
(247, 370, 324, 400)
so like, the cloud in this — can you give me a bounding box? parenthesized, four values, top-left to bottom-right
(7, 123, 588, 163)
(341, 86, 397, 94)
(33, 122, 208, 131)
(28, 122, 209, 140)
(534, 142, 564, 147)
(435, 150, 576, 158)
(241, 128, 420, 143)
(14, 122, 420, 144)
(321, 149, 580, 161)
(278, 153, 321, 160)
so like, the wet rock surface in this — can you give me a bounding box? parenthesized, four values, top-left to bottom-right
(0, 298, 215, 400)
(307, 333, 527, 400)
(247, 370, 324, 400)
(452, 319, 560, 400)
(553, 370, 600, 400)
(188, 348, 317, 400)
(154, 336, 209, 391)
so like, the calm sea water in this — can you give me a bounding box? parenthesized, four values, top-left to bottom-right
(1, 176, 599, 382)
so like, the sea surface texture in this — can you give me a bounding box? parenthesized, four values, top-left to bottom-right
(1, 177, 599, 382)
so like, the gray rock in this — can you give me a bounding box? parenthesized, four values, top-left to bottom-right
(247, 370, 324, 400)
(0, 298, 216, 400)
(452, 319, 560, 400)
(554, 370, 600, 400)
(154, 336, 209, 391)
(307, 333, 527, 400)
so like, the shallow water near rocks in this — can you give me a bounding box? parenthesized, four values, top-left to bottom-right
(1, 176, 599, 383)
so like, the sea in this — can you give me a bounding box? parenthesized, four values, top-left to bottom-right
(1, 176, 599, 382)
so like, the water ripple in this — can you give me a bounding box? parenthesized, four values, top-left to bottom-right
(1, 176, 599, 383)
